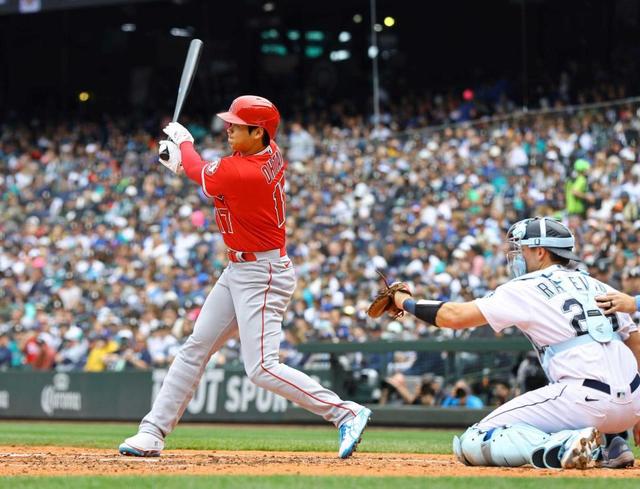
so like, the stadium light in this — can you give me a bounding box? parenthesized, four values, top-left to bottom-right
(305, 46, 323, 58)
(261, 44, 287, 56)
(78, 92, 90, 102)
(383, 16, 395, 27)
(370, 0, 380, 125)
(305, 31, 325, 41)
(330, 50, 351, 62)
(170, 27, 194, 37)
(261, 29, 279, 40)
(374, 23, 382, 32)
(353, 14, 363, 23)
(263, 2, 275, 12)
(339, 31, 351, 43)
(121, 23, 136, 33)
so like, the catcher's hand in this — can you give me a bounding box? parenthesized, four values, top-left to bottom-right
(367, 270, 412, 319)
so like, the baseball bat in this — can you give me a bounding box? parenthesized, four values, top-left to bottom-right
(159, 38, 204, 161)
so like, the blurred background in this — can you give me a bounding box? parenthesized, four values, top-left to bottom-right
(1, 0, 639, 422)
(2, 0, 640, 118)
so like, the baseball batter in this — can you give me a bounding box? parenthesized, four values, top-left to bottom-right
(119, 95, 371, 459)
(376, 217, 640, 469)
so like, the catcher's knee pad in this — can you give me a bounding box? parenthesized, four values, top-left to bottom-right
(453, 424, 549, 467)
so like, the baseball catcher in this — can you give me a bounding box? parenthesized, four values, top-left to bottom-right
(367, 217, 640, 469)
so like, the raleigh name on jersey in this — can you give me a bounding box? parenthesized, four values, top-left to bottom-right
(181, 140, 287, 252)
(475, 265, 638, 385)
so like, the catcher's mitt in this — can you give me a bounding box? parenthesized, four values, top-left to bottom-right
(367, 270, 412, 319)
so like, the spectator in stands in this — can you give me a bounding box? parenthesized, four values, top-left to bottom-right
(0, 332, 12, 370)
(120, 331, 153, 370)
(84, 332, 119, 372)
(25, 335, 56, 371)
(1, 89, 640, 399)
(55, 326, 88, 371)
(287, 122, 315, 163)
(441, 380, 484, 408)
(515, 351, 547, 395)
(279, 326, 306, 368)
(565, 158, 593, 220)
(146, 323, 179, 368)
(490, 381, 512, 406)
(380, 373, 443, 406)
(612, 191, 639, 223)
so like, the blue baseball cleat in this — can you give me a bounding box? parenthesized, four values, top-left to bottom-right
(118, 432, 164, 457)
(338, 407, 372, 459)
(599, 436, 635, 469)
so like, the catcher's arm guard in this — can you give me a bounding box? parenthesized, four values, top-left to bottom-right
(367, 270, 412, 319)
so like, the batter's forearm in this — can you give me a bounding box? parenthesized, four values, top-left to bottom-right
(180, 141, 207, 184)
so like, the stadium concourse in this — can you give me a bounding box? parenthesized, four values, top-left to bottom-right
(1, 92, 639, 409)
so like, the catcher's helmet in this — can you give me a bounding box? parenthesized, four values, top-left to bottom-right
(507, 217, 581, 262)
(216, 95, 280, 140)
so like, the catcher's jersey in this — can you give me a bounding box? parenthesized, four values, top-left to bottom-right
(475, 265, 638, 385)
(181, 141, 286, 251)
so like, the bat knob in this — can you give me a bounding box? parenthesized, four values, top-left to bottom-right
(159, 149, 170, 161)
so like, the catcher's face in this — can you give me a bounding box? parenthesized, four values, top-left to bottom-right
(505, 219, 535, 278)
(506, 243, 526, 278)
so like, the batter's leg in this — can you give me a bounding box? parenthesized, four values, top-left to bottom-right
(229, 260, 363, 427)
(120, 270, 237, 456)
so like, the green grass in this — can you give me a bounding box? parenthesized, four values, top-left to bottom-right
(1, 422, 639, 486)
(1, 478, 640, 489)
(0, 421, 455, 454)
(2, 421, 639, 457)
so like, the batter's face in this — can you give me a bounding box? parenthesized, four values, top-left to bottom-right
(226, 123, 264, 155)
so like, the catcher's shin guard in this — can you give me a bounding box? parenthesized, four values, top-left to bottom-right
(454, 424, 549, 467)
(530, 427, 603, 469)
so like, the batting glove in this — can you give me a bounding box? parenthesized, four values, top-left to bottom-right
(158, 140, 183, 174)
(162, 122, 194, 145)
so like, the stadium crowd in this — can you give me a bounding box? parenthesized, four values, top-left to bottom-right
(1, 86, 640, 406)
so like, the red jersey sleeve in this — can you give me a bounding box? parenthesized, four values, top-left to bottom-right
(180, 142, 236, 198)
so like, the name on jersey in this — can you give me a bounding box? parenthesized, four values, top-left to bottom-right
(535, 273, 606, 300)
(261, 151, 285, 184)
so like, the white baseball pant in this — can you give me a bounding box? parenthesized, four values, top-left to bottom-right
(477, 379, 640, 434)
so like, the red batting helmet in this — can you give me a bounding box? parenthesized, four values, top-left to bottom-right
(216, 95, 280, 140)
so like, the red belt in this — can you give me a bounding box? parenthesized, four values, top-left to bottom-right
(227, 247, 286, 263)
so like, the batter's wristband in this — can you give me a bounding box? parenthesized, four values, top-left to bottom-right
(635, 294, 640, 312)
(403, 298, 445, 327)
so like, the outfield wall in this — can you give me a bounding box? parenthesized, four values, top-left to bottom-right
(0, 369, 489, 427)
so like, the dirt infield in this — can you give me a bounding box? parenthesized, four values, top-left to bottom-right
(0, 446, 638, 477)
